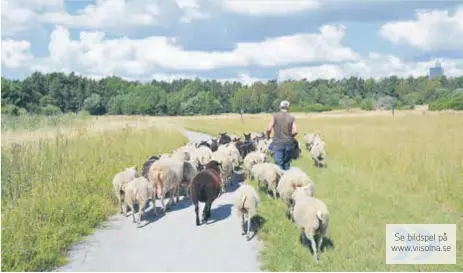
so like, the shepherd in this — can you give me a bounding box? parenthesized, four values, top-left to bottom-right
(266, 100, 298, 171)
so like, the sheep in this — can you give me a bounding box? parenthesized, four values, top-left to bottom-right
(304, 133, 317, 151)
(122, 176, 158, 225)
(256, 139, 269, 154)
(190, 160, 223, 226)
(217, 142, 240, 169)
(141, 155, 160, 179)
(178, 161, 197, 201)
(290, 186, 330, 264)
(310, 138, 327, 168)
(250, 162, 283, 198)
(211, 150, 234, 192)
(218, 132, 231, 145)
(209, 138, 218, 152)
(251, 132, 266, 142)
(243, 151, 268, 176)
(159, 153, 171, 160)
(191, 146, 213, 171)
(112, 166, 138, 214)
(276, 167, 315, 217)
(234, 183, 260, 240)
(147, 157, 184, 212)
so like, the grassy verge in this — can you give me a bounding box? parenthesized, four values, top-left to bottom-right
(1, 126, 187, 271)
(183, 112, 463, 271)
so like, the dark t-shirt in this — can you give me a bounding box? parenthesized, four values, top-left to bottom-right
(272, 111, 295, 145)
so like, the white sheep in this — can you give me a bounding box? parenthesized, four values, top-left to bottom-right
(217, 142, 240, 168)
(234, 183, 260, 240)
(256, 139, 269, 154)
(122, 176, 158, 225)
(250, 162, 283, 198)
(211, 150, 234, 192)
(243, 151, 268, 176)
(191, 146, 213, 170)
(159, 153, 171, 159)
(147, 157, 184, 212)
(304, 133, 317, 151)
(291, 186, 330, 264)
(310, 138, 327, 168)
(276, 167, 315, 213)
(112, 166, 138, 214)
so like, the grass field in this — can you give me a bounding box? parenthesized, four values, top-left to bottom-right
(1, 119, 187, 271)
(182, 111, 463, 271)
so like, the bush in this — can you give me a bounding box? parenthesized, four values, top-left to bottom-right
(40, 105, 62, 116)
(1, 104, 27, 116)
(361, 98, 373, 110)
(305, 104, 335, 112)
(429, 94, 463, 111)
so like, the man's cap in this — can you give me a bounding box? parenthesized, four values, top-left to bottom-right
(279, 100, 290, 109)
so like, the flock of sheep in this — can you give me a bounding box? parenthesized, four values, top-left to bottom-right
(111, 130, 330, 264)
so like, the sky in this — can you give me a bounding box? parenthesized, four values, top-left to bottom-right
(1, 0, 463, 84)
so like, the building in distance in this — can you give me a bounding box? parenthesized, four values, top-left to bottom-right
(429, 61, 444, 79)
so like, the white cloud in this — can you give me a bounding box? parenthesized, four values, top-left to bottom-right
(28, 24, 356, 79)
(277, 53, 463, 81)
(1, 39, 34, 68)
(1, 0, 63, 37)
(380, 7, 463, 51)
(40, 0, 160, 29)
(176, 0, 210, 23)
(221, 0, 320, 16)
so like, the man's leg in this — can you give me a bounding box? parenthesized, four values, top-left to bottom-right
(283, 144, 294, 170)
(273, 148, 285, 170)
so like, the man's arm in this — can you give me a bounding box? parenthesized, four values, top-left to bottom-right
(291, 120, 298, 137)
(266, 117, 274, 139)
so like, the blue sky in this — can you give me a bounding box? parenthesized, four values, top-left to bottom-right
(1, 0, 463, 84)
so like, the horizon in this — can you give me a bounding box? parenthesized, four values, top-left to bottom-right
(2, 0, 463, 83)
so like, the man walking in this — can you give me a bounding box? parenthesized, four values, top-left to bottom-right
(266, 100, 298, 170)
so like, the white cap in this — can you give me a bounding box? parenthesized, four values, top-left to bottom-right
(279, 100, 290, 109)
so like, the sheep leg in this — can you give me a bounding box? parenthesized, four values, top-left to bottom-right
(150, 199, 158, 216)
(117, 194, 124, 214)
(241, 214, 246, 235)
(246, 215, 252, 241)
(175, 184, 180, 204)
(317, 235, 324, 253)
(137, 202, 145, 225)
(194, 203, 200, 226)
(129, 204, 136, 223)
(157, 184, 166, 213)
(201, 204, 208, 224)
(307, 234, 319, 264)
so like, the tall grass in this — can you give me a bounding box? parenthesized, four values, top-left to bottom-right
(1, 113, 91, 132)
(183, 112, 463, 271)
(1, 126, 187, 271)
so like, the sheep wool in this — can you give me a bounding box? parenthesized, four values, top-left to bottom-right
(276, 168, 315, 208)
(291, 187, 329, 264)
(122, 176, 157, 225)
(250, 162, 283, 198)
(234, 183, 260, 240)
(112, 166, 138, 214)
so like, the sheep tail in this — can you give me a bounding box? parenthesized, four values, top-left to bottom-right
(240, 195, 247, 210)
(316, 210, 328, 224)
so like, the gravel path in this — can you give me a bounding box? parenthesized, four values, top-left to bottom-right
(56, 130, 261, 272)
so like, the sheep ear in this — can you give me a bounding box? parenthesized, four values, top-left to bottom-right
(292, 184, 296, 190)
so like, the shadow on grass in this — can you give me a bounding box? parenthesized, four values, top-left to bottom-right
(299, 232, 335, 254)
(244, 215, 267, 241)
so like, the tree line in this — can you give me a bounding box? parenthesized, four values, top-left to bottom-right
(1, 71, 463, 116)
